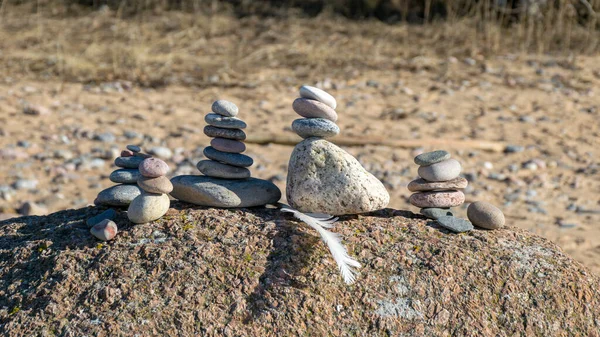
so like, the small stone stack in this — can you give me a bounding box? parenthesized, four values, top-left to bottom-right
(95, 145, 150, 207)
(291, 85, 340, 139)
(128, 157, 172, 224)
(408, 150, 471, 232)
(196, 100, 253, 179)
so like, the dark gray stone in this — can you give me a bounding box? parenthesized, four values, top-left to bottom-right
(204, 126, 246, 140)
(420, 208, 453, 220)
(211, 100, 239, 117)
(436, 216, 474, 233)
(414, 150, 451, 166)
(114, 156, 144, 169)
(203, 146, 253, 167)
(126, 144, 141, 153)
(197, 160, 251, 179)
(292, 118, 340, 139)
(205, 113, 247, 129)
(211, 138, 246, 153)
(94, 184, 143, 207)
(86, 208, 117, 227)
(109, 169, 141, 184)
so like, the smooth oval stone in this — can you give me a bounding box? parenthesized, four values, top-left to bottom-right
(95, 184, 143, 206)
(420, 208, 453, 220)
(86, 209, 117, 227)
(418, 159, 462, 182)
(210, 138, 246, 153)
(170, 175, 281, 208)
(127, 192, 171, 224)
(109, 169, 142, 184)
(137, 176, 173, 194)
(414, 150, 451, 166)
(467, 201, 505, 229)
(134, 152, 152, 159)
(197, 160, 251, 179)
(211, 100, 239, 117)
(292, 98, 338, 122)
(121, 150, 134, 157)
(203, 146, 253, 167)
(90, 219, 118, 241)
(408, 177, 468, 192)
(409, 190, 465, 208)
(291, 118, 340, 139)
(114, 156, 144, 169)
(126, 145, 141, 153)
(204, 113, 247, 129)
(436, 216, 473, 233)
(299, 85, 337, 109)
(139, 158, 170, 178)
(204, 126, 246, 140)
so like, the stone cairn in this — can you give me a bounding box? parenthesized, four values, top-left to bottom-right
(286, 86, 389, 216)
(128, 157, 172, 224)
(170, 100, 281, 208)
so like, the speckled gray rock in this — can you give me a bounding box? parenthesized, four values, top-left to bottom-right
(90, 219, 118, 241)
(292, 118, 340, 139)
(205, 113, 247, 129)
(86, 208, 117, 227)
(127, 192, 171, 224)
(114, 156, 144, 169)
(408, 177, 468, 192)
(436, 216, 474, 233)
(95, 184, 143, 206)
(197, 160, 251, 179)
(211, 100, 239, 117)
(109, 169, 142, 184)
(467, 201, 505, 229)
(170, 175, 281, 208)
(414, 150, 451, 166)
(409, 190, 465, 208)
(204, 126, 246, 140)
(292, 98, 338, 122)
(137, 176, 174, 194)
(420, 208, 453, 220)
(126, 145, 141, 153)
(286, 138, 389, 215)
(204, 146, 253, 167)
(211, 138, 246, 153)
(299, 85, 337, 109)
(418, 159, 462, 182)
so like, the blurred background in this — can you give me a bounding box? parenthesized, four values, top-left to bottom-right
(0, 0, 598, 271)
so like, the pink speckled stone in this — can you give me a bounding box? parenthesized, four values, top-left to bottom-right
(409, 190, 465, 208)
(139, 158, 169, 178)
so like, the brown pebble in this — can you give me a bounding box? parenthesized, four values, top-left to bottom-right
(121, 150, 134, 157)
(467, 201, 505, 229)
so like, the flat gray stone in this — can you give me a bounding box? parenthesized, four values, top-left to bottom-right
(467, 201, 505, 229)
(205, 113, 247, 129)
(292, 118, 340, 139)
(197, 160, 251, 179)
(114, 156, 144, 169)
(126, 145, 141, 153)
(211, 100, 239, 117)
(408, 177, 468, 192)
(204, 126, 246, 140)
(414, 150, 451, 166)
(94, 184, 143, 206)
(292, 98, 338, 122)
(418, 159, 462, 182)
(211, 138, 246, 153)
(299, 85, 337, 109)
(436, 216, 474, 233)
(109, 169, 141, 184)
(204, 146, 253, 167)
(420, 208, 453, 220)
(127, 192, 171, 224)
(170, 175, 281, 208)
(86, 208, 117, 227)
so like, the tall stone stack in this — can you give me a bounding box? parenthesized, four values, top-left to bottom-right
(128, 157, 172, 224)
(286, 86, 389, 216)
(170, 100, 281, 208)
(408, 150, 469, 223)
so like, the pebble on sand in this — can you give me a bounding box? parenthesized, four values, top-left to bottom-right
(467, 201, 505, 229)
(90, 219, 118, 241)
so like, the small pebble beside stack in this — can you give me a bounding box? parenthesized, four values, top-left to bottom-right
(291, 85, 340, 139)
(128, 157, 172, 224)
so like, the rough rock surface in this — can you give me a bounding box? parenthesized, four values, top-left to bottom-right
(287, 138, 389, 215)
(0, 205, 598, 336)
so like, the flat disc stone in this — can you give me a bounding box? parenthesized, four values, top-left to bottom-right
(197, 160, 251, 179)
(420, 208, 453, 220)
(204, 126, 246, 141)
(211, 138, 246, 153)
(109, 169, 142, 184)
(299, 85, 337, 109)
(408, 177, 468, 192)
(418, 159, 462, 182)
(211, 100, 239, 117)
(137, 176, 174, 194)
(436, 216, 474, 233)
(204, 146, 253, 167)
(292, 118, 340, 139)
(205, 113, 247, 129)
(114, 156, 144, 169)
(126, 145, 141, 153)
(292, 98, 338, 122)
(170, 175, 281, 208)
(414, 150, 451, 166)
(409, 190, 465, 208)
(94, 184, 143, 206)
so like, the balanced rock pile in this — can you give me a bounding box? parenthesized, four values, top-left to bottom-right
(128, 157, 172, 224)
(287, 86, 389, 216)
(94, 145, 148, 206)
(170, 100, 281, 208)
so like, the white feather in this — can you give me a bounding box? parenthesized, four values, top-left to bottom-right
(280, 204, 361, 284)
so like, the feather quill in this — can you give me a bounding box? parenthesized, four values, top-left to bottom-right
(280, 204, 361, 284)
